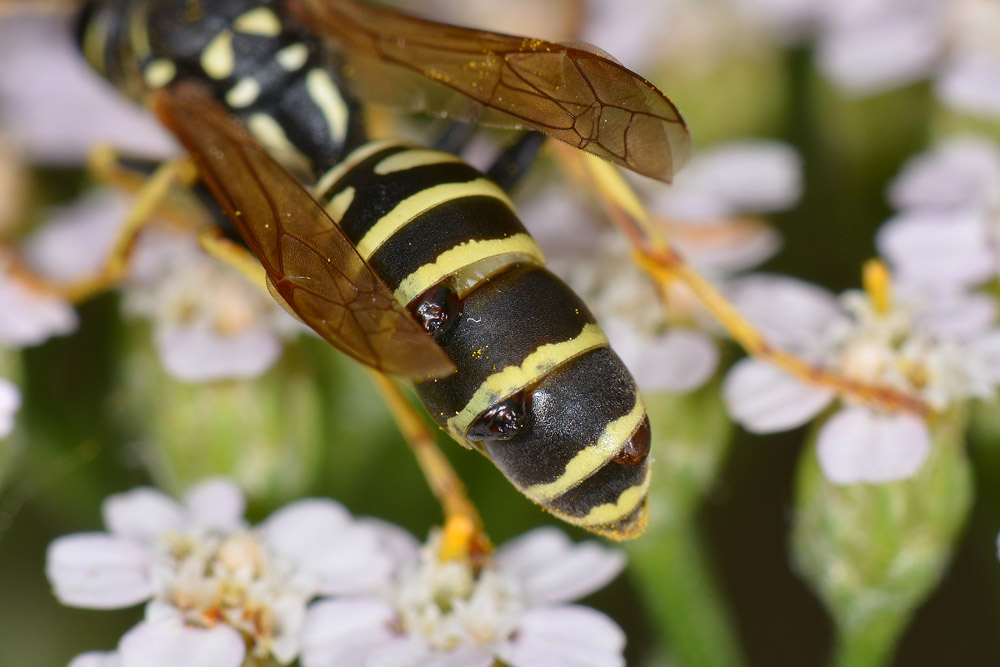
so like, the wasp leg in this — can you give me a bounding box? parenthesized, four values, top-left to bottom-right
(485, 131, 546, 194)
(36, 148, 201, 303)
(368, 370, 491, 562)
(553, 141, 928, 418)
(432, 120, 477, 155)
(196, 227, 267, 293)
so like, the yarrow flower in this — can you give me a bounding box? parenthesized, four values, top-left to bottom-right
(300, 526, 628, 667)
(0, 247, 78, 350)
(877, 134, 1000, 295)
(20, 188, 300, 383)
(814, 0, 1000, 116)
(722, 267, 1000, 484)
(524, 140, 800, 395)
(47, 479, 403, 666)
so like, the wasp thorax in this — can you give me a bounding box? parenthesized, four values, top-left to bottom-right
(466, 390, 531, 442)
(410, 284, 461, 340)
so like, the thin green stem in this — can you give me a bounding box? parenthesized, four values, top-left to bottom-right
(628, 518, 746, 667)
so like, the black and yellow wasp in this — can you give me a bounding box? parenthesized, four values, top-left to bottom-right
(76, 0, 691, 539)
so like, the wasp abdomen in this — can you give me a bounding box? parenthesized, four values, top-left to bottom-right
(414, 264, 651, 538)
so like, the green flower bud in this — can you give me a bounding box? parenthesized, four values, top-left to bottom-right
(792, 408, 972, 667)
(118, 331, 334, 506)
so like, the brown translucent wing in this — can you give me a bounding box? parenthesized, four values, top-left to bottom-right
(153, 81, 456, 379)
(287, 0, 691, 183)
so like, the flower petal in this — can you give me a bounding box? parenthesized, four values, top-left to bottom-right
(46, 534, 153, 608)
(936, 53, 1000, 118)
(118, 619, 245, 667)
(816, 407, 931, 484)
(102, 487, 185, 542)
(605, 324, 718, 393)
(726, 275, 846, 351)
(259, 499, 395, 595)
(876, 211, 995, 292)
(22, 190, 128, 283)
(69, 652, 120, 667)
(723, 359, 835, 433)
(495, 527, 625, 604)
(0, 271, 78, 347)
(503, 606, 625, 667)
(818, 15, 940, 94)
(155, 322, 282, 383)
(913, 292, 997, 341)
(0, 378, 22, 439)
(182, 478, 246, 532)
(659, 141, 801, 217)
(0, 14, 177, 163)
(299, 598, 398, 667)
(887, 136, 1000, 211)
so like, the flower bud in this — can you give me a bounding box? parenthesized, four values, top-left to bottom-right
(791, 407, 972, 664)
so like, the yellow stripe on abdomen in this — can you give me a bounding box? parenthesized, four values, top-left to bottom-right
(448, 323, 608, 440)
(356, 179, 515, 260)
(394, 234, 544, 304)
(524, 395, 646, 502)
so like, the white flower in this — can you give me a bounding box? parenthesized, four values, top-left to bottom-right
(722, 273, 996, 484)
(523, 140, 799, 394)
(48, 479, 401, 666)
(0, 256, 77, 347)
(0, 377, 21, 438)
(814, 0, 1000, 116)
(300, 526, 628, 667)
(0, 13, 177, 163)
(123, 225, 298, 382)
(877, 135, 1000, 294)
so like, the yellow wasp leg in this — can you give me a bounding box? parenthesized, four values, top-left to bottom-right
(18, 148, 201, 303)
(552, 143, 928, 419)
(367, 371, 491, 562)
(200, 230, 491, 561)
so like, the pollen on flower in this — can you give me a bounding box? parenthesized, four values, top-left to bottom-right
(393, 530, 523, 651)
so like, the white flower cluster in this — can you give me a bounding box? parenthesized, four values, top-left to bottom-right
(48, 480, 628, 667)
(723, 134, 1000, 485)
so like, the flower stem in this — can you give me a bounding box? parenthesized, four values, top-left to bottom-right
(628, 517, 746, 667)
(830, 614, 907, 667)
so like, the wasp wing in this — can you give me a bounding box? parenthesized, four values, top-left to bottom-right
(153, 81, 456, 379)
(287, 0, 691, 183)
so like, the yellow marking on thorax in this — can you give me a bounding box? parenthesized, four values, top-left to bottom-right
(557, 468, 651, 529)
(357, 179, 515, 260)
(233, 7, 282, 36)
(306, 69, 349, 146)
(448, 323, 608, 440)
(276, 43, 310, 71)
(143, 59, 177, 89)
(247, 113, 310, 174)
(374, 149, 464, 175)
(226, 77, 261, 108)
(394, 234, 544, 305)
(525, 395, 646, 502)
(324, 186, 356, 223)
(314, 140, 408, 198)
(201, 30, 235, 80)
(83, 14, 110, 76)
(128, 5, 152, 58)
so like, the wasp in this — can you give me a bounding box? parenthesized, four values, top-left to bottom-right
(76, 0, 691, 539)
